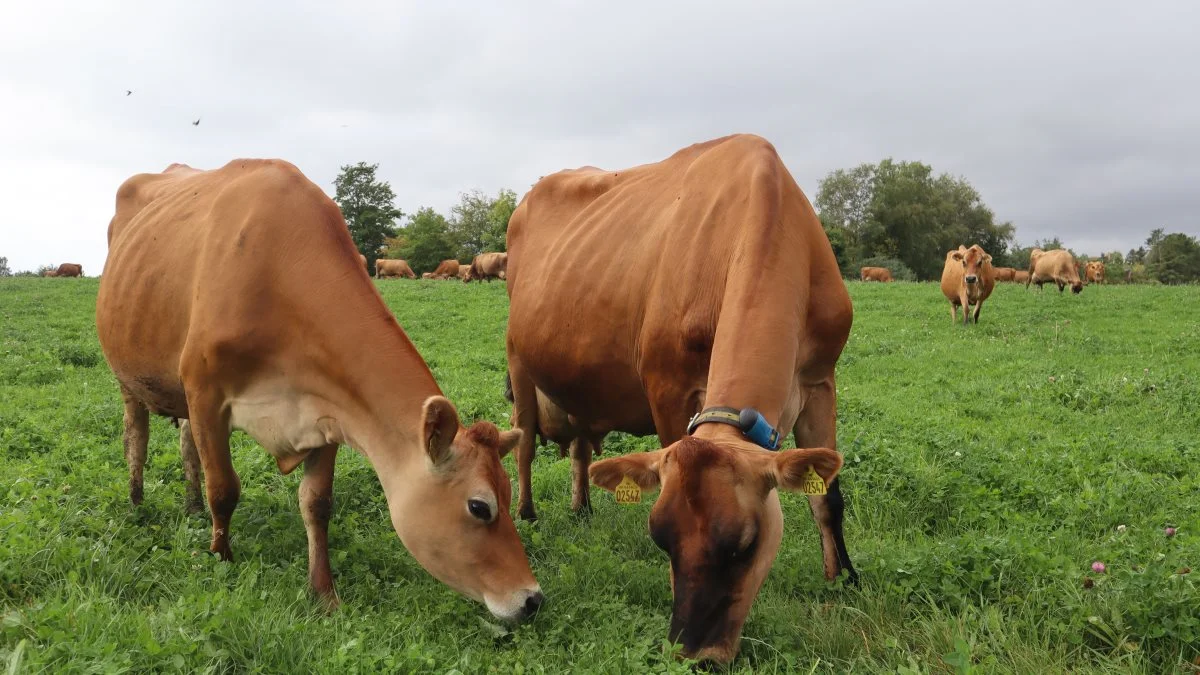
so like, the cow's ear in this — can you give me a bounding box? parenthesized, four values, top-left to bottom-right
(951, 251, 964, 262)
(496, 429, 522, 458)
(768, 448, 843, 493)
(590, 450, 665, 492)
(984, 254, 993, 264)
(421, 396, 460, 466)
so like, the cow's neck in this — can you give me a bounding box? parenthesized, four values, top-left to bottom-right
(313, 302, 447, 483)
(699, 272, 802, 433)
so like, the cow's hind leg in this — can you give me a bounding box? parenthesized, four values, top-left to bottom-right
(507, 358, 540, 521)
(121, 386, 149, 506)
(794, 378, 857, 585)
(178, 420, 205, 514)
(300, 444, 338, 604)
(569, 436, 595, 515)
(184, 389, 239, 560)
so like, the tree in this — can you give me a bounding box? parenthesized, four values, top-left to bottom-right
(396, 207, 455, 273)
(483, 189, 518, 252)
(332, 162, 404, 267)
(447, 188, 519, 259)
(814, 159, 1015, 280)
(0, 256, 10, 277)
(1145, 232, 1200, 284)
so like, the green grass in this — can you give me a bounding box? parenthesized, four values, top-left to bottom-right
(1, 277, 1197, 673)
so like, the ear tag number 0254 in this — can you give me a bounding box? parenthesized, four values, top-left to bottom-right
(801, 466, 827, 495)
(615, 475, 641, 505)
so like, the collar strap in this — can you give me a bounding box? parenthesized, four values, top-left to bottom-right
(687, 406, 782, 450)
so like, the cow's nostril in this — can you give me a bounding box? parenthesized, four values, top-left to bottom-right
(523, 591, 545, 617)
(965, 275, 978, 283)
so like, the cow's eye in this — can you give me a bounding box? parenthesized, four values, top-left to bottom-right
(467, 499, 492, 521)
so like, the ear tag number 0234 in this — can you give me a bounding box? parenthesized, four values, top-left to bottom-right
(801, 466, 827, 495)
(615, 475, 641, 505)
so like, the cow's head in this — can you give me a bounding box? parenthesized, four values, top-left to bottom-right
(389, 397, 542, 623)
(462, 265, 476, 283)
(590, 437, 842, 665)
(951, 245, 991, 285)
(1088, 262, 1105, 282)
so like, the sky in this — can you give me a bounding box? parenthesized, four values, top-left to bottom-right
(2, 0, 1197, 274)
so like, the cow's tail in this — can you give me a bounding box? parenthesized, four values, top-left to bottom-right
(503, 370, 514, 403)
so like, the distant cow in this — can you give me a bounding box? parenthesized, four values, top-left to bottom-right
(940, 244, 995, 325)
(45, 263, 84, 277)
(992, 267, 1017, 282)
(456, 266, 471, 280)
(465, 252, 508, 283)
(420, 272, 435, 279)
(860, 266, 893, 282)
(1013, 270, 1030, 284)
(433, 259, 460, 277)
(1027, 249, 1083, 293)
(375, 259, 416, 279)
(1085, 261, 1106, 284)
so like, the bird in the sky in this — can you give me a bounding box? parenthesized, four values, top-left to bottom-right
(192, 118, 201, 126)
(125, 90, 132, 96)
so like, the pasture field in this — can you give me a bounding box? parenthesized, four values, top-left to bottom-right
(1, 277, 1197, 673)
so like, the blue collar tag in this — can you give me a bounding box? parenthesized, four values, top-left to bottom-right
(686, 406, 782, 451)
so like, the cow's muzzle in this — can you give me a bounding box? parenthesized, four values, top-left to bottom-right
(965, 275, 978, 284)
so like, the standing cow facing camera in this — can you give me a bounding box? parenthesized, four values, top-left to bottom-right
(940, 245, 995, 325)
(505, 134, 854, 665)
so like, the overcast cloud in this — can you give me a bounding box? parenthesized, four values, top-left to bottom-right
(2, 0, 1197, 274)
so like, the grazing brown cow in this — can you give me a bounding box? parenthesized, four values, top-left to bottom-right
(940, 245, 995, 325)
(465, 252, 508, 283)
(1085, 261, 1106, 284)
(433, 259, 460, 277)
(45, 263, 84, 277)
(457, 266, 471, 280)
(1013, 269, 1031, 284)
(992, 266, 1017, 282)
(506, 135, 851, 664)
(375, 258, 416, 279)
(1027, 248, 1083, 293)
(860, 266, 893, 282)
(95, 159, 542, 620)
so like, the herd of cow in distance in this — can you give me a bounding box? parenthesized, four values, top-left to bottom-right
(30, 134, 1108, 665)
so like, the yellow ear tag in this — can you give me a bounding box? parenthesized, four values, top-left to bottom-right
(614, 475, 642, 505)
(800, 466, 827, 495)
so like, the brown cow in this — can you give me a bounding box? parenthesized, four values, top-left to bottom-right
(992, 266, 1017, 282)
(940, 245, 995, 325)
(465, 252, 508, 283)
(433, 259, 460, 277)
(457, 265, 471, 280)
(505, 135, 851, 664)
(1013, 269, 1030, 284)
(1027, 248, 1083, 293)
(45, 263, 84, 277)
(375, 259, 416, 279)
(860, 266, 892, 282)
(95, 159, 542, 620)
(1085, 261, 1106, 284)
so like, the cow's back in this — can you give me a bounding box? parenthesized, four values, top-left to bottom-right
(97, 159, 368, 410)
(507, 134, 847, 429)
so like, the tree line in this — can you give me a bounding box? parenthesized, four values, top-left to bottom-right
(815, 159, 1199, 284)
(334, 162, 515, 274)
(6, 159, 1195, 283)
